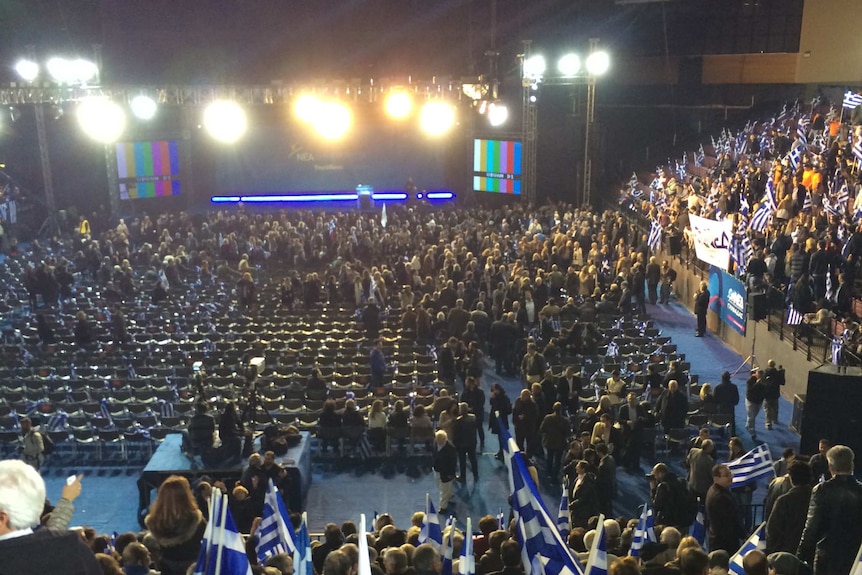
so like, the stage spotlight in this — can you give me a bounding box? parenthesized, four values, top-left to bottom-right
(203, 101, 247, 143)
(385, 92, 412, 119)
(77, 98, 126, 143)
(294, 94, 322, 123)
(558, 53, 581, 76)
(313, 101, 352, 140)
(488, 103, 508, 127)
(420, 101, 455, 136)
(14, 59, 39, 82)
(71, 58, 99, 84)
(46, 57, 98, 85)
(523, 55, 546, 79)
(586, 50, 611, 76)
(130, 95, 158, 120)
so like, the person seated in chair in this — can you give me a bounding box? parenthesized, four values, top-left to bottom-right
(183, 401, 215, 458)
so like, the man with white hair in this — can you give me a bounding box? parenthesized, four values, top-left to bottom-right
(0, 460, 100, 574)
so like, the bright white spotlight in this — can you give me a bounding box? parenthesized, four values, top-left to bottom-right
(420, 101, 455, 136)
(203, 101, 247, 143)
(558, 53, 581, 76)
(523, 55, 546, 78)
(14, 59, 39, 82)
(130, 95, 158, 120)
(586, 50, 611, 76)
(46, 57, 73, 83)
(314, 101, 352, 140)
(77, 98, 126, 143)
(385, 92, 412, 119)
(294, 94, 323, 123)
(71, 59, 98, 84)
(488, 103, 508, 127)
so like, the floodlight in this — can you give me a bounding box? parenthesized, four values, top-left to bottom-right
(558, 54, 581, 76)
(586, 50, 611, 76)
(203, 101, 247, 143)
(313, 101, 352, 140)
(46, 57, 98, 84)
(130, 95, 158, 120)
(523, 55, 546, 78)
(71, 59, 98, 84)
(294, 94, 322, 123)
(14, 59, 39, 82)
(420, 101, 456, 136)
(77, 98, 126, 143)
(385, 92, 413, 119)
(488, 103, 508, 127)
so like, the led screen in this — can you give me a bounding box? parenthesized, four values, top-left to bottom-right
(473, 139, 522, 194)
(116, 140, 181, 199)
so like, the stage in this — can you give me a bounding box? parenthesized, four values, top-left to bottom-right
(136, 432, 311, 527)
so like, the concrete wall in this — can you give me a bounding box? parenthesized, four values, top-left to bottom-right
(796, 0, 862, 84)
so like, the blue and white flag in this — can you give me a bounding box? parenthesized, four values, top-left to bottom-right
(192, 493, 220, 575)
(764, 179, 777, 212)
(498, 509, 506, 530)
(832, 336, 843, 366)
(789, 146, 803, 171)
(749, 203, 772, 232)
(648, 220, 662, 253)
(629, 504, 656, 558)
(690, 505, 706, 549)
(844, 91, 862, 109)
(499, 419, 584, 575)
(796, 117, 809, 147)
(419, 493, 443, 548)
(294, 513, 313, 575)
(837, 183, 851, 212)
(823, 196, 842, 219)
(460, 517, 475, 575)
(584, 515, 608, 575)
(853, 137, 862, 164)
(728, 524, 766, 575)
(696, 145, 705, 167)
(728, 444, 775, 487)
(605, 341, 619, 358)
(358, 514, 373, 575)
(786, 305, 803, 326)
(192, 493, 253, 575)
(441, 517, 455, 575)
(557, 484, 571, 540)
(256, 479, 296, 563)
(802, 190, 812, 213)
(730, 234, 753, 275)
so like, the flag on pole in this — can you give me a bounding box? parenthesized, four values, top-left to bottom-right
(441, 517, 455, 575)
(764, 179, 777, 212)
(844, 91, 862, 109)
(629, 504, 656, 558)
(358, 514, 373, 575)
(256, 479, 296, 563)
(192, 493, 253, 575)
(832, 336, 843, 366)
(796, 117, 809, 147)
(853, 137, 862, 164)
(727, 444, 775, 487)
(498, 509, 506, 530)
(837, 183, 851, 212)
(728, 524, 766, 575)
(690, 505, 706, 549)
(749, 203, 772, 232)
(802, 190, 812, 213)
(584, 515, 608, 575)
(789, 146, 803, 171)
(557, 484, 571, 540)
(730, 234, 753, 275)
(648, 220, 662, 253)
(785, 305, 803, 326)
(192, 492, 220, 575)
(419, 494, 443, 549)
(294, 513, 313, 575)
(381, 203, 388, 228)
(460, 517, 476, 575)
(696, 145, 705, 167)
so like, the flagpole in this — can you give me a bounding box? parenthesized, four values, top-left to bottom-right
(213, 493, 229, 575)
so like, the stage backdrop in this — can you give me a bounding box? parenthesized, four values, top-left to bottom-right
(708, 265, 747, 335)
(209, 117, 448, 195)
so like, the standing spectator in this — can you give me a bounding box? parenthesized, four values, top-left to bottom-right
(808, 439, 832, 483)
(556, 366, 582, 415)
(706, 464, 746, 554)
(714, 371, 740, 432)
(236, 272, 256, 311)
(646, 256, 662, 305)
(432, 430, 458, 514)
(362, 300, 382, 339)
(453, 403, 479, 483)
(686, 439, 715, 500)
(461, 377, 486, 449)
(694, 281, 710, 337)
(568, 460, 600, 529)
(17, 417, 44, 471)
(521, 342, 547, 386)
(656, 380, 689, 431)
(745, 369, 767, 439)
(762, 360, 783, 430)
(660, 260, 677, 304)
(370, 338, 387, 389)
(184, 402, 215, 458)
(145, 476, 207, 575)
(512, 389, 540, 457)
(595, 442, 617, 518)
(488, 383, 512, 460)
(218, 403, 245, 465)
(618, 392, 645, 473)
(438, 337, 460, 387)
(766, 460, 812, 555)
(648, 463, 685, 529)
(539, 402, 570, 480)
(797, 445, 862, 575)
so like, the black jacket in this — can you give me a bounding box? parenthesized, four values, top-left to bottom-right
(797, 475, 862, 575)
(0, 528, 101, 575)
(569, 473, 600, 528)
(766, 484, 811, 555)
(706, 483, 746, 554)
(713, 381, 740, 413)
(433, 441, 458, 482)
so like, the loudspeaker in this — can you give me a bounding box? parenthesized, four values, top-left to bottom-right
(668, 234, 682, 255)
(749, 293, 768, 321)
(800, 365, 862, 458)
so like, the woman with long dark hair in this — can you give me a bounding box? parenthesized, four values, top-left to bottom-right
(144, 476, 206, 575)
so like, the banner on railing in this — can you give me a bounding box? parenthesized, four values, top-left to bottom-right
(690, 215, 732, 270)
(709, 265, 747, 336)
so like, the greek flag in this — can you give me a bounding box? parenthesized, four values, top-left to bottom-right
(584, 514, 608, 575)
(844, 91, 862, 109)
(850, 537, 862, 575)
(786, 305, 803, 326)
(832, 336, 843, 366)
(853, 137, 862, 164)
(419, 493, 443, 548)
(777, 104, 788, 122)
(823, 196, 841, 219)
(628, 504, 656, 558)
(749, 203, 772, 232)
(605, 341, 619, 358)
(648, 220, 662, 253)
(499, 419, 584, 575)
(557, 484, 571, 540)
(727, 444, 775, 487)
(441, 516, 455, 575)
(629, 172, 639, 190)
(796, 117, 809, 147)
(802, 190, 812, 213)
(730, 234, 753, 274)
(294, 513, 312, 575)
(789, 146, 803, 171)
(256, 479, 296, 563)
(358, 514, 373, 575)
(460, 517, 475, 575)
(192, 493, 253, 575)
(837, 183, 851, 212)
(728, 524, 766, 575)
(695, 145, 705, 167)
(690, 505, 706, 548)
(764, 179, 777, 212)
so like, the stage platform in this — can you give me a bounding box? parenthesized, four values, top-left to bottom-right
(136, 432, 311, 527)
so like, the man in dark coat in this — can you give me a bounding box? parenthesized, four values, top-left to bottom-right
(556, 366, 582, 415)
(432, 430, 458, 514)
(649, 463, 685, 529)
(766, 460, 812, 555)
(656, 380, 688, 431)
(713, 371, 740, 432)
(797, 445, 862, 575)
(185, 401, 216, 456)
(569, 460, 600, 529)
(453, 403, 479, 483)
(489, 313, 518, 376)
(706, 464, 746, 553)
(539, 402, 570, 479)
(646, 256, 662, 305)
(595, 443, 617, 518)
(618, 392, 645, 473)
(694, 280, 710, 337)
(512, 389, 540, 457)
